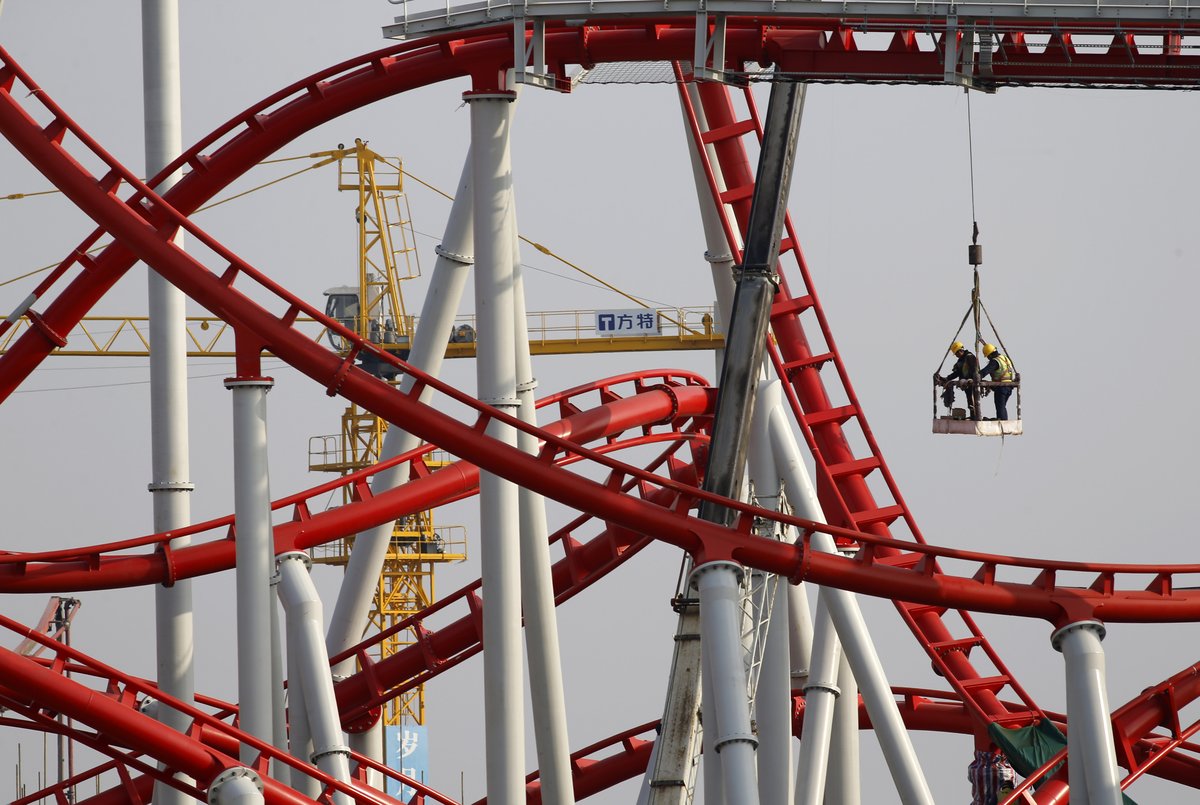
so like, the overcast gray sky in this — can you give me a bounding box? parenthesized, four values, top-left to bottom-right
(1, 1, 1199, 802)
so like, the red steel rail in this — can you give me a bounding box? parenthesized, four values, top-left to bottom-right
(3, 16, 1200, 803)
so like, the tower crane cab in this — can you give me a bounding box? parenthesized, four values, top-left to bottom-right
(323, 284, 408, 380)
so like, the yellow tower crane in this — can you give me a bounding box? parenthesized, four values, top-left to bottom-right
(305, 140, 466, 732)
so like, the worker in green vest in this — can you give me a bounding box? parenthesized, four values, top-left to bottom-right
(979, 343, 1015, 420)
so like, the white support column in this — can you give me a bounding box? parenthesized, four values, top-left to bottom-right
(1052, 621, 1123, 805)
(796, 596, 843, 805)
(350, 723, 385, 792)
(142, 4, 195, 803)
(680, 83, 737, 337)
(511, 207, 575, 805)
(747, 388, 795, 805)
(467, 88, 525, 805)
(692, 561, 760, 805)
(758, 580, 795, 805)
(701, 636, 725, 805)
(207, 767, 263, 805)
(269, 570, 287, 776)
(226, 374, 275, 764)
(826, 635, 861, 804)
(277, 552, 353, 805)
(285, 642, 318, 797)
(325, 154, 476, 672)
(764, 384, 933, 805)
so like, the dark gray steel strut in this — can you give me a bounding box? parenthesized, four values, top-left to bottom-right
(698, 79, 807, 519)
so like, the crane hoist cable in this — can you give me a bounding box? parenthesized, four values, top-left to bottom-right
(935, 91, 1017, 376)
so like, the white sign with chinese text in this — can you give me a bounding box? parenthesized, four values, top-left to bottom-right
(595, 309, 660, 336)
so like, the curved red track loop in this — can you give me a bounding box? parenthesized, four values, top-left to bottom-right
(512, 672, 1200, 803)
(0, 625, 411, 805)
(678, 73, 1041, 730)
(3, 30, 1200, 627)
(0, 372, 709, 591)
(4, 22, 1200, 801)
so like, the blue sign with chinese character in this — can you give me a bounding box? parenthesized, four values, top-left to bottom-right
(385, 723, 429, 800)
(595, 308, 660, 336)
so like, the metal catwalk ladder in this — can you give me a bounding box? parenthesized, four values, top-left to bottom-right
(677, 72, 1044, 735)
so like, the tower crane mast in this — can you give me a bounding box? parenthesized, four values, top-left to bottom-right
(307, 140, 466, 735)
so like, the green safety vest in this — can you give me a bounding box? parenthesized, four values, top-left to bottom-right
(992, 353, 1014, 382)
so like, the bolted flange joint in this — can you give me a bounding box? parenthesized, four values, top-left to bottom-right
(714, 732, 759, 753)
(435, 243, 474, 265)
(688, 559, 745, 591)
(209, 766, 264, 802)
(1050, 619, 1106, 653)
(276, 550, 313, 571)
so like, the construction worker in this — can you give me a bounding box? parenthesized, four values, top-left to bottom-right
(937, 340, 980, 421)
(979, 343, 1015, 421)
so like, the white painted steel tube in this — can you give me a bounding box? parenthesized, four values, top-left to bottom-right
(143, 4, 195, 803)
(269, 570, 287, 775)
(206, 767, 263, 805)
(350, 724, 385, 792)
(758, 581, 795, 805)
(701, 637, 726, 805)
(511, 212, 575, 805)
(1052, 621, 1123, 805)
(227, 378, 275, 763)
(468, 89, 525, 805)
(796, 597, 842, 805)
(827, 643, 861, 804)
(747, 395, 794, 805)
(749, 380, 815, 685)
(277, 552, 353, 805)
(326, 155, 475, 671)
(680, 83, 738, 333)
(692, 561, 761, 805)
(285, 641, 319, 797)
(764, 388, 933, 804)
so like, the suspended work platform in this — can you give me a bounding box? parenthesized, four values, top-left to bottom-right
(933, 417, 1023, 437)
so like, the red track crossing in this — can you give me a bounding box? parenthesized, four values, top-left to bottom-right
(3, 15, 1200, 803)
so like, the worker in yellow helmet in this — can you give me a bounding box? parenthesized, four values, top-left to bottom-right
(936, 340, 980, 421)
(979, 343, 1015, 420)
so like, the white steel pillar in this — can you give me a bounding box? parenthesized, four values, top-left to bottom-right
(826, 624, 861, 804)
(350, 723, 385, 792)
(758, 580, 795, 805)
(764, 385, 933, 805)
(325, 154, 475, 670)
(277, 552, 353, 805)
(207, 768, 263, 805)
(285, 641, 318, 797)
(511, 210, 575, 805)
(796, 596, 843, 805)
(226, 369, 276, 764)
(701, 637, 726, 805)
(269, 569, 287, 775)
(692, 561, 760, 804)
(1052, 621, 1122, 805)
(680, 83, 738, 333)
(747, 386, 796, 805)
(467, 87, 525, 805)
(142, 3, 194, 803)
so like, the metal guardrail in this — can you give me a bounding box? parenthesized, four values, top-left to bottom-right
(384, 0, 1198, 39)
(0, 306, 722, 358)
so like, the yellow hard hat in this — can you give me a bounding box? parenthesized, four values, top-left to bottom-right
(950, 340, 965, 354)
(982, 343, 998, 357)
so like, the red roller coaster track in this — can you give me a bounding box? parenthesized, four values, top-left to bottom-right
(2, 13, 1200, 804)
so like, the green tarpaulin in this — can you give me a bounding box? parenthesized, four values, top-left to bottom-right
(989, 720, 1136, 804)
